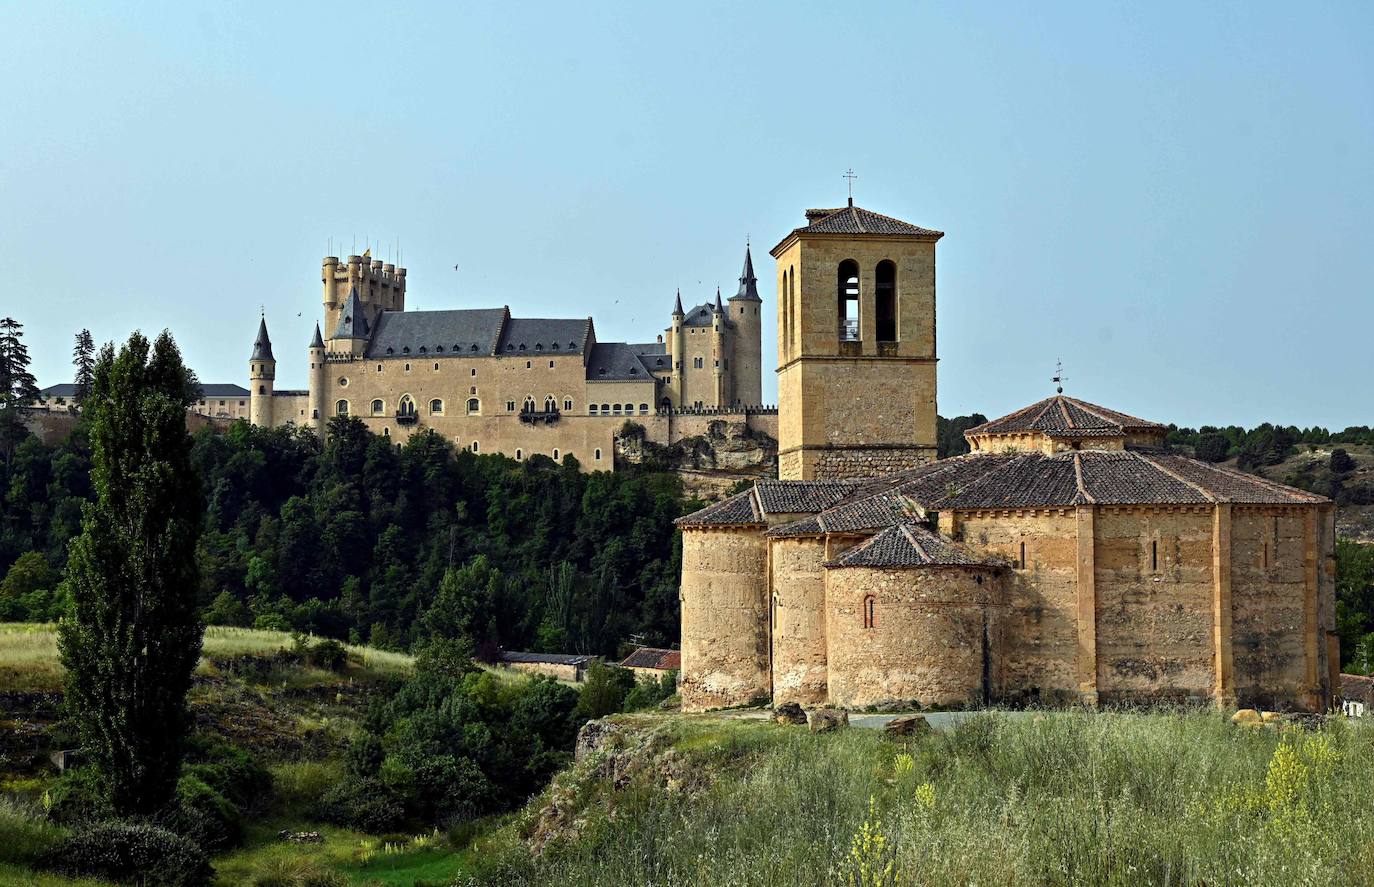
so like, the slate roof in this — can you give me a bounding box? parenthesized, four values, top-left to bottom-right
(586, 342, 656, 382)
(496, 317, 591, 356)
(365, 308, 506, 358)
(332, 289, 370, 340)
(498, 650, 597, 666)
(631, 342, 672, 373)
(199, 384, 251, 397)
(309, 322, 323, 349)
(731, 245, 762, 302)
(682, 303, 718, 328)
(827, 523, 999, 569)
(966, 395, 1166, 439)
(619, 647, 681, 670)
(39, 384, 78, 397)
(252, 317, 275, 361)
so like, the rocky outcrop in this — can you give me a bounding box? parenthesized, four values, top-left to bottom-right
(616, 419, 777, 475)
(883, 714, 933, 738)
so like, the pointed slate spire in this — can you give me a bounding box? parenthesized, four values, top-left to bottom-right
(714, 287, 723, 313)
(251, 315, 275, 362)
(673, 289, 684, 316)
(730, 243, 761, 302)
(333, 286, 370, 339)
(309, 321, 323, 349)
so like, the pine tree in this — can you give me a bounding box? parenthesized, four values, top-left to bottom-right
(0, 317, 39, 469)
(57, 330, 204, 817)
(72, 328, 95, 404)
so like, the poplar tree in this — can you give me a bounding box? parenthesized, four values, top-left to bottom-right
(58, 331, 204, 816)
(72, 328, 95, 404)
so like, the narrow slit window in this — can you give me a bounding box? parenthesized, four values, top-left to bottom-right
(863, 595, 876, 629)
(1019, 541, 1026, 569)
(1151, 539, 1158, 572)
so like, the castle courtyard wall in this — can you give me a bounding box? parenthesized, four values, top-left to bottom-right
(679, 527, 770, 711)
(769, 536, 830, 705)
(825, 566, 997, 709)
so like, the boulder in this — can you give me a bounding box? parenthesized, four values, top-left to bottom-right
(774, 702, 807, 725)
(883, 714, 933, 738)
(807, 707, 849, 734)
(575, 718, 622, 762)
(1230, 708, 1263, 727)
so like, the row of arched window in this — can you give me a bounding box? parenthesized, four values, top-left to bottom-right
(335, 394, 589, 418)
(780, 260, 900, 351)
(589, 403, 650, 416)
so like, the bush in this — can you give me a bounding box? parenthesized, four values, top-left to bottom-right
(1194, 434, 1231, 463)
(577, 662, 637, 719)
(45, 766, 112, 824)
(312, 776, 406, 833)
(254, 613, 291, 632)
(1331, 448, 1356, 474)
(0, 797, 64, 866)
(163, 774, 241, 851)
(624, 670, 678, 712)
(41, 821, 212, 887)
(306, 638, 348, 672)
(184, 738, 273, 809)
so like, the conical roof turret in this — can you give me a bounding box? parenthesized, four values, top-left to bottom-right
(251, 316, 275, 362)
(713, 287, 723, 313)
(309, 321, 323, 349)
(333, 286, 371, 339)
(730, 244, 761, 302)
(673, 289, 684, 317)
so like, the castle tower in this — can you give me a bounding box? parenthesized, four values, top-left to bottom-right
(329, 286, 371, 358)
(308, 321, 326, 438)
(770, 199, 943, 480)
(322, 253, 405, 336)
(711, 288, 727, 406)
(249, 316, 276, 427)
(727, 243, 763, 407)
(669, 290, 686, 406)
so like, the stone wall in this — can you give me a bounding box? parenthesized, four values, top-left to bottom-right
(1094, 507, 1214, 703)
(824, 565, 998, 709)
(679, 527, 770, 711)
(770, 536, 830, 705)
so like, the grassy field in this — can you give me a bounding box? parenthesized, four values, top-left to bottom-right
(474, 709, 1374, 887)
(0, 624, 414, 692)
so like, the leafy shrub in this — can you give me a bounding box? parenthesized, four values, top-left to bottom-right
(306, 638, 348, 672)
(41, 821, 212, 887)
(1331, 448, 1356, 474)
(313, 776, 406, 833)
(1195, 434, 1231, 463)
(164, 774, 241, 851)
(624, 670, 677, 712)
(254, 613, 291, 632)
(45, 766, 112, 824)
(577, 662, 637, 719)
(184, 738, 272, 808)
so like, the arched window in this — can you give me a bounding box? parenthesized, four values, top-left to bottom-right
(471, 440, 479, 453)
(544, 395, 557, 413)
(429, 398, 444, 415)
(552, 448, 560, 461)
(589, 404, 599, 415)
(370, 399, 384, 416)
(781, 267, 790, 352)
(515, 448, 523, 460)
(563, 398, 573, 411)
(467, 398, 480, 415)
(601, 403, 610, 413)
(863, 595, 876, 629)
(612, 404, 622, 415)
(398, 394, 416, 417)
(639, 403, 648, 414)
(788, 264, 797, 351)
(258, 385, 266, 395)
(875, 260, 897, 342)
(838, 259, 860, 341)
(522, 395, 535, 413)
(659, 397, 671, 410)
(335, 400, 349, 416)
(594, 448, 602, 460)
(382, 427, 390, 437)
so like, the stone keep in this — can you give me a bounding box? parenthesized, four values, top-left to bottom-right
(771, 201, 941, 480)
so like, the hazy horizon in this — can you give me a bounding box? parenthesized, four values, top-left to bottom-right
(3, 2, 1370, 430)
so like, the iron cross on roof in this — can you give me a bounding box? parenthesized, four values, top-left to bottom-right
(1052, 359, 1067, 395)
(843, 168, 857, 200)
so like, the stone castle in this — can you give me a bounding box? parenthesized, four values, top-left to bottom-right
(247, 247, 774, 468)
(677, 200, 1337, 713)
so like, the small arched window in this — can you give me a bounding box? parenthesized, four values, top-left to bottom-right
(370, 399, 384, 416)
(398, 394, 415, 417)
(863, 595, 876, 629)
(382, 427, 390, 437)
(875, 260, 897, 342)
(429, 398, 444, 415)
(335, 399, 349, 416)
(589, 404, 599, 415)
(471, 440, 479, 453)
(544, 395, 557, 413)
(838, 259, 860, 341)
(552, 448, 560, 461)
(467, 398, 480, 415)
(515, 448, 523, 460)
(258, 385, 265, 395)
(594, 448, 602, 460)
(639, 403, 648, 414)
(563, 398, 573, 411)
(523, 395, 535, 412)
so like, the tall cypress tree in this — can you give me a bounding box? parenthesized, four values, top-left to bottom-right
(0, 316, 39, 468)
(72, 328, 95, 404)
(58, 331, 204, 816)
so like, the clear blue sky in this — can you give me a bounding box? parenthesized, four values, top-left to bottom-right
(3, 1, 1370, 429)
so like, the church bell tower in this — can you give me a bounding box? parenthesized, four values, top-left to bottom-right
(770, 198, 942, 480)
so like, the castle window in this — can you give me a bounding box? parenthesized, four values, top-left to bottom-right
(876, 260, 897, 342)
(639, 403, 648, 414)
(523, 395, 536, 412)
(656, 358, 663, 366)
(788, 264, 796, 350)
(838, 259, 860, 341)
(594, 448, 602, 460)
(506, 400, 516, 412)
(569, 341, 576, 349)
(470, 386, 477, 395)
(535, 343, 542, 351)
(659, 397, 671, 410)
(471, 344, 479, 352)
(549, 360, 555, 368)
(623, 403, 633, 413)
(405, 363, 411, 372)
(863, 595, 876, 629)
(506, 344, 514, 352)
(526, 361, 532, 369)
(590, 404, 598, 415)
(429, 399, 444, 415)
(472, 441, 479, 453)
(403, 346, 410, 354)
(1151, 539, 1159, 572)
(258, 385, 265, 395)
(434, 362, 439, 371)
(1019, 541, 1027, 569)
(398, 395, 416, 417)
(377, 364, 383, 372)
(714, 360, 719, 368)
(471, 368, 476, 376)
(694, 357, 703, 369)
(544, 396, 556, 412)
(382, 427, 390, 437)
(386, 348, 394, 355)
(515, 449, 523, 460)
(598, 367, 606, 376)
(552, 448, 560, 461)
(601, 403, 610, 412)
(419, 346, 427, 354)
(552, 342, 560, 350)
(335, 400, 349, 416)
(630, 367, 637, 375)
(519, 343, 526, 351)
(724, 359, 729, 369)
(564, 398, 573, 411)
(370, 399, 384, 416)
(436, 345, 444, 353)
(1262, 542, 1270, 570)
(311, 409, 318, 419)
(613, 404, 622, 415)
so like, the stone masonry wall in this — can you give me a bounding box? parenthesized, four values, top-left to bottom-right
(1231, 507, 1314, 709)
(679, 527, 770, 712)
(825, 566, 998, 709)
(1094, 507, 1214, 703)
(769, 536, 829, 705)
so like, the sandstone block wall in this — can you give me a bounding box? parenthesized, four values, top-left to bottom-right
(825, 566, 997, 709)
(770, 536, 830, 705)
(679, 527, 770, 711)
(1094, 507, 1214, 702)
(1230, 507, 1316, 709)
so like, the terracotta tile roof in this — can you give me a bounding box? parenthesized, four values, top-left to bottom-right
(827, 523, 998, 569)
(675, 488, 763, 528)
(755, 479, 861, 515)
(966, 395, 1166, 439)
(619, 647, 681, 670)
(1340, 673, 1374, 704)
(796, 204, 944, 238)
